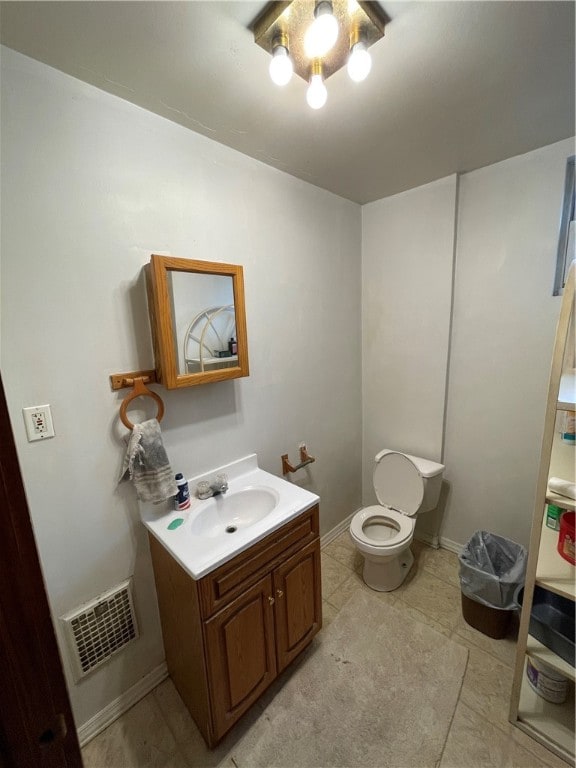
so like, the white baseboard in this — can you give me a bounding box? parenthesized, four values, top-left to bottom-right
(320, 510, 358, 548)
(437, 535, 463, 555)
(77, 662, 168, 747)
(414, 531, 440, 549)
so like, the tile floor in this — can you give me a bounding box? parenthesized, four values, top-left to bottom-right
(81, 534, 571, 768)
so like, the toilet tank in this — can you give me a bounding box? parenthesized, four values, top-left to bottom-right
(375, 450, 445, 514)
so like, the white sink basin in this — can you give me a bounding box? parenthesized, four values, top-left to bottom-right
(190, 486, 280, 538)
(140, 454, 319, 580)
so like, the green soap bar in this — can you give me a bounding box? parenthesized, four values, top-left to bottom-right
(167, 518, 184, 530)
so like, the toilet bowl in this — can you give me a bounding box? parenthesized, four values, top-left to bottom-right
(350, 450, 445, 591)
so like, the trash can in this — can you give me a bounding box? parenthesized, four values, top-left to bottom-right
(459, 530, 527, 639)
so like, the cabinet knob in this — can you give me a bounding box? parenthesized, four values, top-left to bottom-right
(268, 596, 275, 605)
(276, 589, 284, 598)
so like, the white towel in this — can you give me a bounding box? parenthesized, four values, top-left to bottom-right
(548, 477, 576, 501)
(119, 418, 177, 503)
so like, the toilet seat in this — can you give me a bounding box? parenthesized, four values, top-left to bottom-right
(350, 452, 424, 557)
(350, 505, 415, 557)
(349, 449, 444, 592)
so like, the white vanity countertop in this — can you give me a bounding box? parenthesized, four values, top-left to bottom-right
(140, 454, 319, 580)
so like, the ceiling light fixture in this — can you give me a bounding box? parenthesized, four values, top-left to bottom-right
(304, 1, 339, 58)
(252, 0, 389, 110)
(306, 59, 328, 109)
(269, 32, 294, 85)
(347, 28, 371, 82)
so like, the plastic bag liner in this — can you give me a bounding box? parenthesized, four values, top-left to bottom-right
(459, 530, 527, 610)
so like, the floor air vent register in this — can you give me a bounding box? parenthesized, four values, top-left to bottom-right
(61, 579, 139, 680)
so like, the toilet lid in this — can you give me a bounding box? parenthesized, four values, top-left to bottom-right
(373, 452, 424, 517)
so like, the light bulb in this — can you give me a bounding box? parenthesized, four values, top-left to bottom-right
(269, 45, 293, 86)
(307, 73, 327, 109)
(347, 41, 372, 82)
(304, 1, 339, 58)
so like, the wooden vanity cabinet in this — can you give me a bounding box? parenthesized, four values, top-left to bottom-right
(273, 540, 321, 672)
(203, 574, 277, 740)
(148, 505, 322, 747)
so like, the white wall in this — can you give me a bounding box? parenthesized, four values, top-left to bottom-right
(1, 43, 573, 735)
(0, 48, 362, 728)
(442, 138, 575, 549)
(361, 176, 457, 530)
(361, 139, 574, 552)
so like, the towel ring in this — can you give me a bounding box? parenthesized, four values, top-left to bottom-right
(119, 377, 165, 430)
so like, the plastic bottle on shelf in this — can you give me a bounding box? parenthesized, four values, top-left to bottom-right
(545, 503, 563, 531)
(174, 473, 191, 510)
(560, 411, 575, 445)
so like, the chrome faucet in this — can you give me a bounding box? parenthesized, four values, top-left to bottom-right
(211, 473, 229, 496)
(196, 473, 228, 499)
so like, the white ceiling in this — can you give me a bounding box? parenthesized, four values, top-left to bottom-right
(1, 1, 574, 203)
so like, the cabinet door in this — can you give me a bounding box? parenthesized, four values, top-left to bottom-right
(204, 574, 277, 742)
(274, 539, 322, 673)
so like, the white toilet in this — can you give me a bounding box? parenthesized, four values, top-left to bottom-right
(350, 449, 445, 592)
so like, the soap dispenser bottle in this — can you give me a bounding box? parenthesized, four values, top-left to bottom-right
(228, 337, 238, 355)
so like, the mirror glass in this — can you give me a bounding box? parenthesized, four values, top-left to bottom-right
(169, 272, 237, 375)
(148, 255, 249, 389)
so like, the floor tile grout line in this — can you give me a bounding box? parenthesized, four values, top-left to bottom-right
(83, 531, 529, 768)
(150, 684, 197, 766)
(324, 547, 522, 721)
(448, 627, 517, 670)
(437, 642, 470, 768)
(150, 685, 179, 744)
(458, 695, 569, 768)
(325, 539, 520, 672)
(325, 534, 465, 588)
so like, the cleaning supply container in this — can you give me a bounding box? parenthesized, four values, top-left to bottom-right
(546, 503, 564, 531)
(526, 656, 569, 703)
(558, 511, 575, 565)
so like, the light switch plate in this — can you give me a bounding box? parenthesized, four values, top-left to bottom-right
(23, 404, 55, 442)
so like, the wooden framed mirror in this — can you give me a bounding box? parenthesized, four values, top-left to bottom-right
(147, 254, 249, 389)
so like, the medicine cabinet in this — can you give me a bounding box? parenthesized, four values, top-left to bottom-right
(146, 255, 249, 389)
